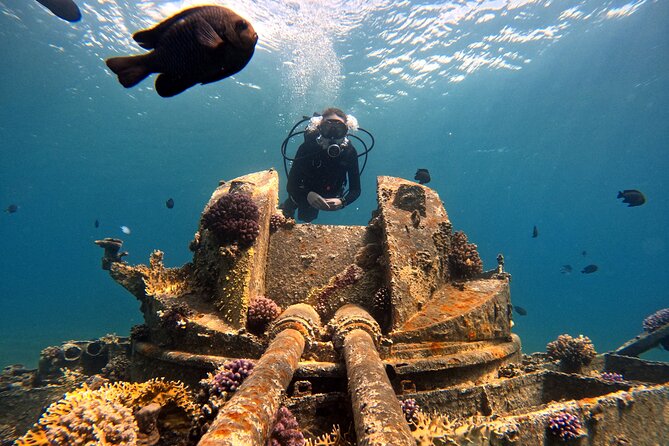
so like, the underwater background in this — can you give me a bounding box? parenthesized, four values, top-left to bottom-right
(0, 0, 667, 369)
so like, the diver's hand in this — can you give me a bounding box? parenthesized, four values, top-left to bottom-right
(307, 191, 330, 211)
(324, 198, 344, 211)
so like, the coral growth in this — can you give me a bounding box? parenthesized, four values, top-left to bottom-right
(18, 379, 198, 445)
(270, 213, 294, 233)
(130, 324, 150, 342)
(599, 372, 624, 382)
(159, 302, 193, 330)
(206, 359, 255, 396)
(546, 334, 596, 370)
(547, 411, 584, 441)
(312, 265, 364, 318)
(372, 287, 391, 315)
(19, 394, 137, 446)
(448, 231, 483, 280)
(247, 296, 282, 334)
(143, 250, 192, 298)
(101, 355, 131, 382)
(305, 425, 351, 446)
(268, 406, 305, 446)
(202, 192, 260, 246)
(642, 308, 669, 332)
(400, 398, 420, 423)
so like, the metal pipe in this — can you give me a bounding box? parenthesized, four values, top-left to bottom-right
(330, 304, 415, 446)
(198, 304, 320, 446)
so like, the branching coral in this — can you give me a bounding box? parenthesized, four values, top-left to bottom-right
(546, 334, 596, 370)
(642, 308, 669, 349)
(547, 411, 585, 441)
(448, 231, 483, 280)
(202, 192, 260, 246)
(204, 359, 255, 396)
(17, 392, 137, 446)
(400, 398, 420, 423)
(268, 406, 305, 446)
(143, 250, 192, 298)
(312, 265, 364, 319)
(247, 296, 282, 334)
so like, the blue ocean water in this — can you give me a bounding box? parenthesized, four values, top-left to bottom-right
(0, 0, 667, 369)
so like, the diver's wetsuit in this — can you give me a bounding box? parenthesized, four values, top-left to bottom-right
(283, 129, 361, 222)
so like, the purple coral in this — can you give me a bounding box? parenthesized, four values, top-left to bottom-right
(267, 406, 305, 446)
(270, 214, 286, 233)
(209, 359, 255, 395)
(547, 411, 584, 441)
(546, 334, 596, 370)
(202, 193, 260, 246)
(449, 231, 483, 280)
(643, 308, 669, 333)
(600, 372, 624, 382)
(247, 296, 282, 334)
(400, 398, 419, 423)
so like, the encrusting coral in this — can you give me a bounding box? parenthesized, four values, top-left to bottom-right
(312, 265, 364, 319)
(642, 308, 669, 349)
(448, 231, 483, 280)
(546, 334, 596, 370)
(247, 296, 282, 334)
(202, 192, 260, 246)
(143, 250, 192, 298)
(159, 302, 193, 330)
(267, 406, 305, 446)
(16, 378, 197, 446)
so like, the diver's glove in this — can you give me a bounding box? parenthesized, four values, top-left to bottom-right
(324, 198, 344, 211)
(307, 191, 330, 211)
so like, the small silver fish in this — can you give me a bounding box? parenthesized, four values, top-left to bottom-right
(120, 225, 131, 235)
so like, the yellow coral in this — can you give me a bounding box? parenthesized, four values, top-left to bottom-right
(16, 379, 197, 446)
(143, 250, 192, 298)
(409, 411, 510, 446)
(305, 425, 352, 446)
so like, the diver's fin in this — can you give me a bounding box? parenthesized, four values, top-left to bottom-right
(133, 7, 204, 49)
(106, 55, 151, 88)
(196, 20, 224, 48)
(155, 74, 197, 97)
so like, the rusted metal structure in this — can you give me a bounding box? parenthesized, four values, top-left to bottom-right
(93, 169, 667, 445)
(5, 169, 666, 445)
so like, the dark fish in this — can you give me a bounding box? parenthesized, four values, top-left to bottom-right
(532, 225, 538, 238)
(581, 250, 587, 257)
(560, 264, 572, 274)
(35, 0, 81, 22)
(617, 189, 646, 207)
(414, 168, 431, 185)
(94, 219, 99, 228)
(5, 204, 18, 213)
(513, 305, 527, 316)
(105, 6, 258, 97)
(581, 264, 598, 274)
(166, 198, 174, 209)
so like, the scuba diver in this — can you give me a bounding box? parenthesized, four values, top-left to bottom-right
(280, 107, 373, 223)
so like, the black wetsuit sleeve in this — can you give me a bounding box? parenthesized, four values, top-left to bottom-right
(343, 149, 361, 206)
(287, 142, 311, 207)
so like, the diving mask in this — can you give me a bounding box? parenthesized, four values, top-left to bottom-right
(319, 119, 348, 140)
